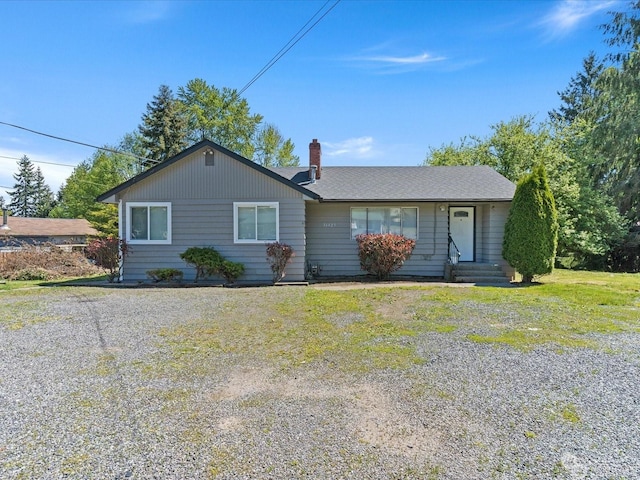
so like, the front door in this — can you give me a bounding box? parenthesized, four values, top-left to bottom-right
(449, 207, 475, 262)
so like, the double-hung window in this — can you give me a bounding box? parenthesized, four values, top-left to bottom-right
(351, 207, 418, 239)
(234, 202, 279, 243)
(127, 202, 171, 244)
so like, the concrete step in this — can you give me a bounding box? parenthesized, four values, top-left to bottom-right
(454, 269, 504, 277)
(454, 275, 512, 284)
(447, 262, 511, 284)
(452, 263, 502, 271)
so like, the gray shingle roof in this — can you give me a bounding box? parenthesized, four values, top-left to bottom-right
(270, 165, 515, 202)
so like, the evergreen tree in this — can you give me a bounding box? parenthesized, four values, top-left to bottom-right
(34, 167, 55, 217)
(549, 53, 603, 124)
(503, 164, 558, 283)
(139, 85, 188, 167)
(8, 155, 37, 217)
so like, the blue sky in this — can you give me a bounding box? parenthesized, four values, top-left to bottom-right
(0, 0, 623, 204)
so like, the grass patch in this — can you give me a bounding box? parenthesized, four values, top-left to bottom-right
(0, 279, 45, 291)
(0, 274, 108, 291)
(0, 297, 49, 330)
(546, 401, 581, 424)
(157, 288, 426, 375)
(151, 270, 639, 376)
(413, 270, 639, 351)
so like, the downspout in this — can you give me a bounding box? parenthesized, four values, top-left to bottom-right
(0, 209, 10, 231)
(432, 203, 437, 256)
(118, 199, 124, 282)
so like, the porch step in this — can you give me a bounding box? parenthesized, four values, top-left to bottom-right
(451, 263, 511, 284)
(453, 275, 512, 284)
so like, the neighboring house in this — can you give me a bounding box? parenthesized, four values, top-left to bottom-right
(97, 139, 516, 283)
(0, 212, 98, 249)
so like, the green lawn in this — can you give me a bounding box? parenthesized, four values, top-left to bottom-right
(2, 270, 638, 358)
(150, 269, 640, 377)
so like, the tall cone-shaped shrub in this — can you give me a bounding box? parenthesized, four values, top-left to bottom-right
(502, 164, 558, 283)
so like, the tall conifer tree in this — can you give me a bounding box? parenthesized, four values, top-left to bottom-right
(8, 155, 37, 217)
(503, 164, 558, 282)
(34, 167, 55, 217)
(139, 85, 188, 167)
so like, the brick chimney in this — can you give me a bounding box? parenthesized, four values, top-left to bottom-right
(309, 139, 321, 180)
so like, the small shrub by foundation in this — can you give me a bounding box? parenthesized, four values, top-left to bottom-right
(219, 260, 245, 284)
(146, 268, 184, 283)
(180, 247, 245, 284)
(179, 247, 224, 283)
(266, 242, 295, 283)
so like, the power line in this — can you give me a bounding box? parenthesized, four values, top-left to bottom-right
(1, 3, 341, 170)
(0, 121, 157, 165)
(0, 155, 77, 168)
(237, 0, 341, 97)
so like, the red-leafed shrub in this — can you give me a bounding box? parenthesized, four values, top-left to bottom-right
(266, 242, 295, 283)
(355, 233, 416, 280)
(86, 236, 129, 283)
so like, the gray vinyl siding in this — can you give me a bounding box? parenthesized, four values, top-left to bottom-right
(485, 202, 515, 279)
(119, 150, 302, 201)
(479, 204, 489, 262)
(305, 202, 449, 278)
(306, 201, 512, 279)
(117, 149, 306, 282)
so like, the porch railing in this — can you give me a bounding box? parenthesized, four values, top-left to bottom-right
(448, 234, 461, 265)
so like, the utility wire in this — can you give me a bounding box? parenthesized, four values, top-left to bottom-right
(0, 155, 77, 168)
(0, 121, 157, 165)
(237, 0, 341, 97)
(0, 3, 341, 170)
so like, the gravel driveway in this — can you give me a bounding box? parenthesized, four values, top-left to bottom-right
(0, 285, 638, 479)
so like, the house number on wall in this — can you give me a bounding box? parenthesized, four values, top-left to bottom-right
(323, 223, 337, 228)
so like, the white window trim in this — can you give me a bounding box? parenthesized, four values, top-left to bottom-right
(350, 206, 419, 240)
(126, 202, 172, 245)
(233, 202, 279, 244)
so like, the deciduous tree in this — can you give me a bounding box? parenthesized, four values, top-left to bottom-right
(50, 148, 138, 235)
(178, 78, 263, 159)
(254, 123, 299, 167)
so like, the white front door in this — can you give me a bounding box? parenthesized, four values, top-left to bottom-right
(449, 207, 475, 262)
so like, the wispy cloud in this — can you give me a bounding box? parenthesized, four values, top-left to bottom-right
(539, 0, 616, 39)
(324, 137, 378, 159)
(365, 52, 446, 65)
(121, 1, 173, 25)
(347, 49, 446, 74)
